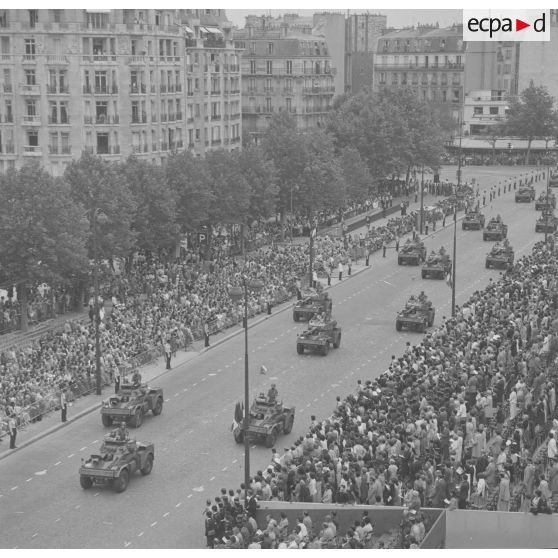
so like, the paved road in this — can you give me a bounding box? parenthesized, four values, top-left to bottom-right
(0, 166, 548, 549)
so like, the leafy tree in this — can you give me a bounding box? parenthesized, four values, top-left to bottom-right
(118, 156, 180, 256)
(64, 153, 137, 259)
(165, 151, 213, 232)
(205, 150, 251, 225)
(261, 112, 307, 218)
(238, 146, 279, 223)
(338, 146, 371, 202)
(504, 82, 558, 164)
(0, 163, 88, 331)
(486, 123, 506, 165)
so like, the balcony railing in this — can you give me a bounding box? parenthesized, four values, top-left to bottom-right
(188, 142, 195, 148)
(1, 114, 14, 123)
(22, 54, 36, 62)
(211, 114, 221, 121)
(211, 139, 222, 146)
(187, 117, 194, 123)
(130, 83, 147, 94)
(168, 113, 175, 121)
(152, 143, 158, 151)
(46, 84, 70, 94)
(176, 112, 183, 120)
(47, 55, 68, 64)
(23, 145, 42, 155)
(161, 114, 168, 122)
(211, 89, 221, 95)
(302, 86, 335, 95)
(161, 142, 168, 151)
(151, 114, 158, 122)
(160, 85, 167, 93)
(1, 143, 15, 153)
(187, 90, 194, 97)
(48, 116, 70, 125)
(20, 83, 40, 95)
(82, 53, 117, 63)
(22, 115, 41, 125)
(3, 84, 13, 93)
(175, 84, 182, 92)
(131, 113, 147, 124)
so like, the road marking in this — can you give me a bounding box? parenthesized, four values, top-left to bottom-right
(183, 388, 188, 392)
(11, 486, 17, 491)
(150, 522, 158, 527)
(138, 532, 144, 537)
(232, 459, 238, 464)
(94, 492, 100, 497)
(201, 378, 207, 382)
(163, 512, 170, 518)
(222, 467, 228, 471)
(75, 504, 81, 509)
(208, 373, 216, 376)
(80, 447, 87, 452)
(192, 383, 197, 387)
(92, 440, 98, 444)
(55, 518, 61, 523)
(176, 502, 183, 507)
(32, 533, 38, 539)
(257, 346, 262, 350)
(165, 398, 170, 402)
(193, 486, 204, 492)
(124, 542, 131, 548)
(217, 369, 222, 372)
(26, 478, 33, 483)
(67, 454, 74, 458)
(187, 494, 193, 499)
(174, 393, 179, 396)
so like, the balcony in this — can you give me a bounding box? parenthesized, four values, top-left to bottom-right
(302, 86, 335, 95)
(46, 84, 69, 95)
(229, 112, 241, 119)
(128, 55, 146, 65)
(49, 144, 59, 154)
(22, 54, 36, 62)
(187, 117, 194, 124)
(176, 84, 182, 92)
(82, 53, 117, 63)
(211, 89, 221, 96)
(131, 113, 147, 124)
(3, 84, 13, 93)
(130, 83, 147, 94)
(211, 139, 222, 146)
(175, 139, 183, 148)
(176, 112, 183, 120)
(187, 90, 194, 97)
(20, 83, 40, 95)
(93, 86, 110, 95)
(22, 115, 41, 125)
(211, 114, 221, 121)
(211, 65, 220, 73)
(168, 113, 175, 121)
(188, 142, 195, 149)
(229, 89, 241, 94)
(47, 55, 68, 64)
(152, 143, 158, 152)
(264, 87, 274, 93)
(160, 85, 167, 93)
(161, 114, 168, 122)
(161, 142, 168, 151)
(23, 145, 42, 155)
(95, 114, 112, 124)
(48, 116, 70, 125)
(1, 114, 14, 123)
(151, 114, 158, 123)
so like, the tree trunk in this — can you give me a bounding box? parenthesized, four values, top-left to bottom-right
(20, 282, 28, 333)
(280, 211, 286, 242)
(491, 144, 496, 165)
(405, 164, 412, 185)
(240, 223, 245, 255)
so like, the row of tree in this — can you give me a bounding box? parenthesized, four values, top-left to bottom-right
(0, 87, 452, 329)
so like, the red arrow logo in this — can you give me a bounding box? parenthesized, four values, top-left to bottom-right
(516, 18, 530, 31)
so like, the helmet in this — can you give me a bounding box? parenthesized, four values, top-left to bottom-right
(120, 421, 126, 427)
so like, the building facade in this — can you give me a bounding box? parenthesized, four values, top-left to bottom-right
(234, 15, 335, 143)
(374, 24, 465, 119)
(344, 12, 387, 95)
(0, 8, 242, 175)
(463, 89, 509, 136)
(517, 9, 558, 102)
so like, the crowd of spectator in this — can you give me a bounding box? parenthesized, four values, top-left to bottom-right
(203, 236, 558, 548)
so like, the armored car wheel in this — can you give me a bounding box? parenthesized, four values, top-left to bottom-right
(293, 313, 300, 322)
(141, 454, 154, 476)
(395, 320, 402, 332)
(265, 430, 277, 448)
(80, 475, 93, 489)
(322, 341, 330, 356)
(296, 344, 305, 355)
(152, 397, 163, 416)
(421, 270, 427, 279)
(485, 261, 490, 269)
(284, 415, 294, 434)
(101, 414, 112, 427)
(131, 408, 143, 428)
(333, 333, 341, 349)
(114, 468, 129, 493)
(233, 429, 244, 443)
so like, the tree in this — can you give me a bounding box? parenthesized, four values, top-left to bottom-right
(205, 150, 251, 226)
(504, 82, 558, 164)
(261, 112, 307, 218)
(64, 153, 137, 259)
(486, 123, 505, 165)
(238, 146, 279, 223)
(0, 163, 88, 331)
(165, 151, 213, 232)
(338, 146, 371, 202)
(118, 156, 180, 256)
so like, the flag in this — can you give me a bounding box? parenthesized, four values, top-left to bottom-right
(310, 227, 317, 239)
(446, 270, 453, 289)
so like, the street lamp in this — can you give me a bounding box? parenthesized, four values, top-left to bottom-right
(546, 162, 551, 244)
(420, 165, 425, 235)
(308, 216, 317, 288)
(228, 277, 264, 501)
(452, 121, 463, 318)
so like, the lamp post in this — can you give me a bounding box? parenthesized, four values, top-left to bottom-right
(308, 216, 317, 288)
(290, 186, 294, 243)
(452, 121, 463, 318)
(420, 165, 425, 235)
(91, 207, 104, 396)
(228, 277, 264, 502)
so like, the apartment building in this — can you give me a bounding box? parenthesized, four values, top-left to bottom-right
(0, 8, 242, 174)
(234, 15, 335, 143)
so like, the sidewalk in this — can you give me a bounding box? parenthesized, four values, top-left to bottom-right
(0, 168, 542, 459)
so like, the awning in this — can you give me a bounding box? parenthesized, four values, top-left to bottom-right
(182, 25, 194, 34)
(204, 26, 223, 35)
(199, 26, 210, 33)
(85, 9, 111, 13)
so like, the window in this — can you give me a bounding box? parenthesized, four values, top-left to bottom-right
(286, 98, 291, 111)
(0, 11, 8, 28)
(29, 10, 38, 28)
(26, 99, 37, 116)
(266, 98, 272, 112)
(505, 49, 512, 60)
(267, 42, 273, 54)
(379, 72, 386, 84)
(1, 36, 9, 55)
(87, 12, 109, 29)
(24, 38, 36, 59)
(53, 9, 62, 23)
(442, 90, 447, 102)
(60, 102, 68, 123)
(25, 69, 36, 85)
(286, 60, 292, 75)
(5, 100, 12, 121)
(285, 78, 292, 92)
(96, 132, 109, 154)
(503, 64, 511, 74)
(250, 60, 256, 74)
(96, 101, 108, 122)
(28, 130, 39, 147)
(49, 101, 57, 122)
(94, 71, 108, 93)
(266, 60, 272, 75)
(473, 106, 483, 115)
(489, 106, 499, 115)
(249, 41, 256, 54)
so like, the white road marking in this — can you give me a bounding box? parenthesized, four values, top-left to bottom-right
(67, 454, 74, 458)
(80, 447, 87, 452)
(222, 467, 228, 471)
(163, 512, 170, 518)
(183, 388, 188, 392)
(55, 518, 61, 523)
(54, 461, 61, 466)
(257, 346, 262, 350)
(176, 502, 183, 507)
(164, 398, 170, 402)
(92, 440, 98, 444)
(75, 504, 81, 509)
(174, 393, 179, 396)
(201, 377, 207, 382)
(138, 532, 144, 537)
(187, 494, 193, 499)
(208, 373, 216, 376)
(32, 533, 38, 539)
(232, 459, 238, 464)
(193, 383, 197, 386)
(11, 486, 17, 491)
(124, 542, 131, 548)
(150, 522, 158, 527)
(94, 492, 100, 497)
(192, 486, 204, 492)
(26, 478, 33, 483)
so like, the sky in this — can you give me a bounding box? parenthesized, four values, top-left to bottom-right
(225, 9, 462, 30)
